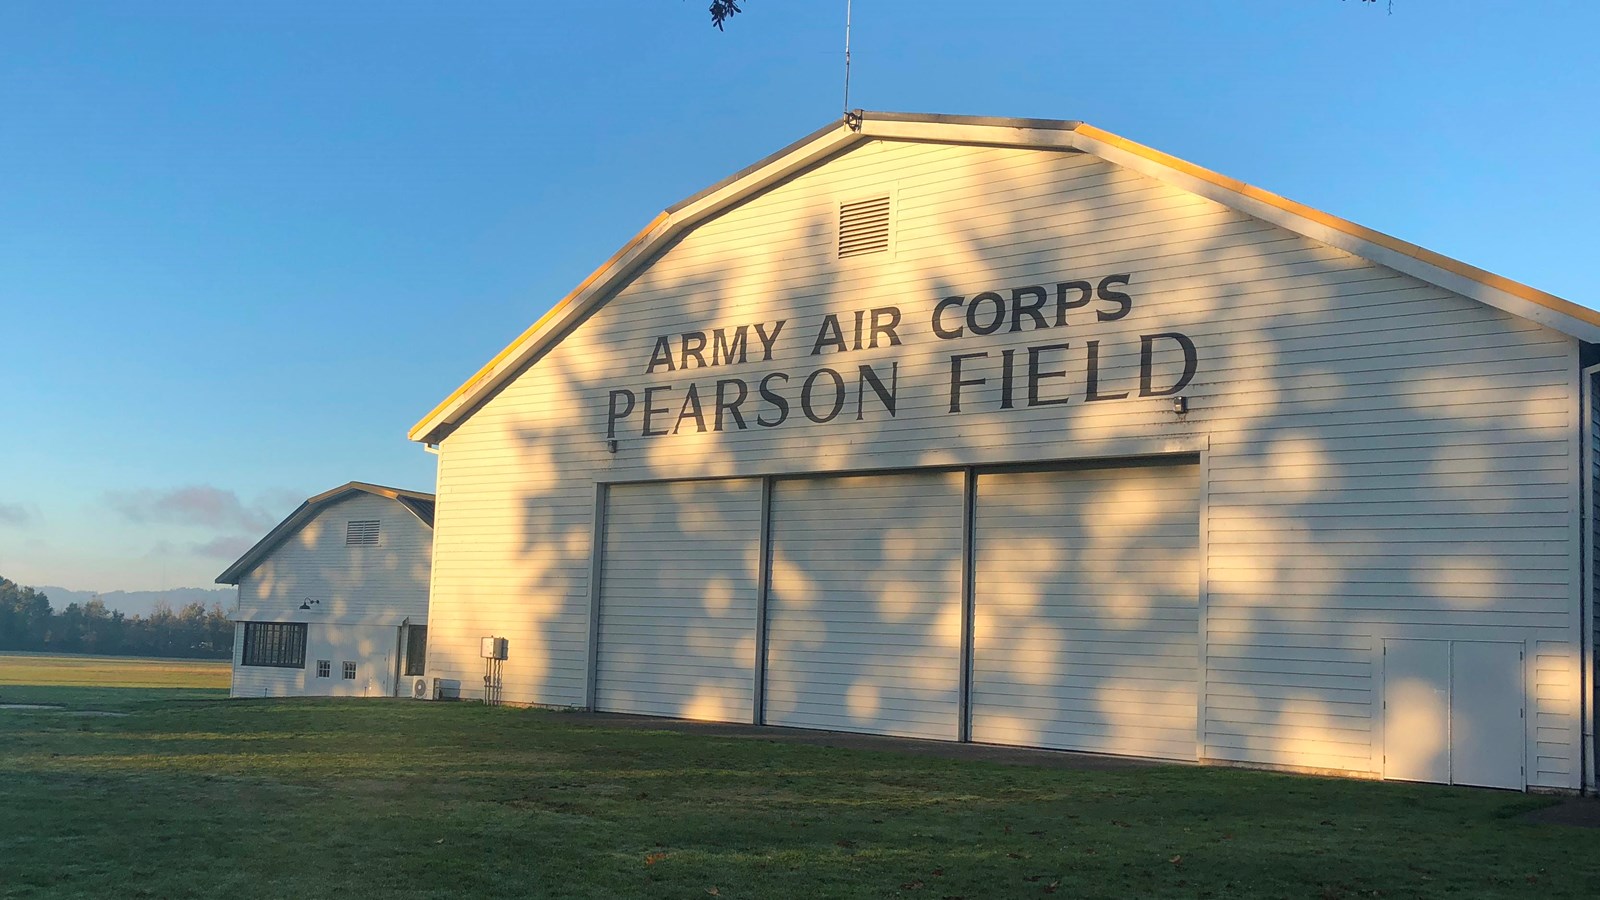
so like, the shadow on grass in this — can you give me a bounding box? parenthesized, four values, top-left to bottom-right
(0, 684, 229, 711)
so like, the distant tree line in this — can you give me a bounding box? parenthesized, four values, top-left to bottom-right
(0, 577, 233, 659)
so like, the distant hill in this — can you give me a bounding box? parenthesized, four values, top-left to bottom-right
(33, 586, 237, 618)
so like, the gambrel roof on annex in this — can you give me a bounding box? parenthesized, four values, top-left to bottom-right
(409, 110, 1600, 445)
(216, 481, 436, 585)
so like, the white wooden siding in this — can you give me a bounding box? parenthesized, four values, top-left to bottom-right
(304, 625, 399, 698)
(971, 464, 1199, 760)
(426, 138, 1580, 786)
(235, 493, 431, 625)
(230, 492, 430, 699)
(595, 479, 761, 721)
(764, 472, 964, 740)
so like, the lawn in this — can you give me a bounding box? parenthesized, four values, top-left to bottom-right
(1, 656, 1596, 899)
(0, 651, 229, 709)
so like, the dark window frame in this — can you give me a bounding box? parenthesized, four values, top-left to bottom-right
(342, 661, 357, 680)
(403, 624, 428, 676)
(241, 622, 308, 669)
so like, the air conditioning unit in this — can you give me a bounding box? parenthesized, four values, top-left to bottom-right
(412, 677, 436, 700)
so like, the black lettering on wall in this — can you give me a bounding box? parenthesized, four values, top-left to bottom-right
(869, 306, 902, 348)
(811, 315, 848, 356)
(948, 352, 988, 413)
(1088, 337, 1126, 400)
(642, 386, 672, 437)
(757, 373, 790, 427)
(711, 326, 749, 367)
(1026, 342, 1072, 407)
(1084, 339, 1127, 402)
(966, 292, 1006, 336)
(680, 332, 708, 369)
(1053, 280, 1093, 327)
(673, 383, 707, 433)
(1010, 286, 1048, 332)
(1139, 332, 1198, 397)
(714, 378, 749, 431)
(1096, 274, 1133, 322)
(857, 362, 898, 419)
(606, 390, 636, 438)
(932, 296, 965, 340)
(999, 348, 1017, 410)
(801, 368, 846, 423)
(852, 309, 866, 351)
(754, 320, 785, 360)
(645, 337, 676, 374)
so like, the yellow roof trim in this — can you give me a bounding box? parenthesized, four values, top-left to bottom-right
(408, 211, 670, 442)
(411, 112, 1596, 445)
(1069, 123, 1600, 329)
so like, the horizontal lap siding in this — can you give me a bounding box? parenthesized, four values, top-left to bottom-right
(764, 472, 964, 739)
(237, 493, 431, 626)
(971, 465, 1200, 760)
(427, 138, 1579, 784)
(595, 480, 760, 721)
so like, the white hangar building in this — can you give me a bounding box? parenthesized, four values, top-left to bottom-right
(218, 482, 434, 699)
(409, 112, 1600, 793)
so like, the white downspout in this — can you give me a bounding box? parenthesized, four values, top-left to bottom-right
(1582, 363, 1599, 794)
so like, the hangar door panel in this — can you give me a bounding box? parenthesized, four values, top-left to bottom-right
(972, 464, 1200, 760)
(596, 479, 761, 722)
(765, 472, 965, 740)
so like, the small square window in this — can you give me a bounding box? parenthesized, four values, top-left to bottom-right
(316, 660, 330, 678)
(342, 661, 357, 680)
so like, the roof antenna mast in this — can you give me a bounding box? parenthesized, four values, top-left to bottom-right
(843, 0, 860, 130)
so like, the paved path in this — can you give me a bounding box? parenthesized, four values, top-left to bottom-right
(560, 711, 1171, 772)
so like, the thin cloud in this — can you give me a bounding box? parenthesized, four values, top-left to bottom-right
(190, 535, 257, 560)
(0, 502, 32, 527)
(105, 486, 278, 533)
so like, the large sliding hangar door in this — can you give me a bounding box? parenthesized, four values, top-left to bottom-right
(971, 465, 1200, 760)
(590, 459, 1201, 761)
(593, 479, 761, 720)
(764, 472, 965, 740)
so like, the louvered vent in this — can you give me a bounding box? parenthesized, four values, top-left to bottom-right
(838, 195, 891, 259)
(346, 520, 379, 546)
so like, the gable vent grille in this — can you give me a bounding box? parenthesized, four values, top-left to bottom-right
(346, 520, 380, 546)
(838, 195, 891, 259)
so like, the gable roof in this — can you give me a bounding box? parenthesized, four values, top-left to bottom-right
(215, 481, 435, 585)
(409, 110, 1600, 445)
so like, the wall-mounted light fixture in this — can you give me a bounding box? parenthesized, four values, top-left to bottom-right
(1173, 397, 1189, 415)
(298, 598, 321, 610)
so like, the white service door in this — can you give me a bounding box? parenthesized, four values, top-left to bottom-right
(595, 479, 762, 722)
(1382, 639, 1451, 784)
(971, 464, 1200, 760)
(1383, 639, 1525, 789)
(1449, 641, 1524, 790)
(764, 472, 965, 740)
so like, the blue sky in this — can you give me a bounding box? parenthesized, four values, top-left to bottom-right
(2, 1, 1596, 593)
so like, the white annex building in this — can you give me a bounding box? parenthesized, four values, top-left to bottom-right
(218, 482, 433, 699)
(408, 112, 1600, 793)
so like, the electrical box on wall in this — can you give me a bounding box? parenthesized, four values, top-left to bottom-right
(480, 636, 508, 660)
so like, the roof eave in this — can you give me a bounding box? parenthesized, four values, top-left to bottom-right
(408, 119, 869, 445)
(213, 482, 436, 585)
(409, 111, 1600, 445)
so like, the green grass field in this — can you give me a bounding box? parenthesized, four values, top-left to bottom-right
(2, 653, 1598, 899)
(0, 651, 229, 709)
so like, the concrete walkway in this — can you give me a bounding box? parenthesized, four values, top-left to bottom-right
(560, 711, 1172, 772)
